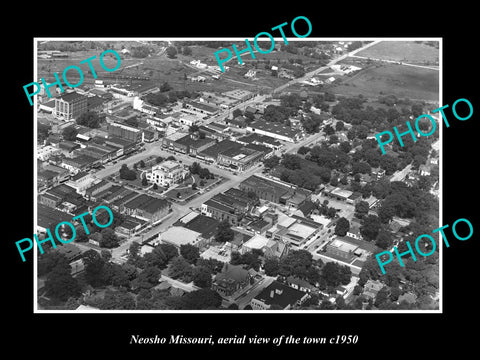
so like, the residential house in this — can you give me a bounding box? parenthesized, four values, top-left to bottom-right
(212, 263, 251, 298)
(250, 280, 308, 310)
(363, 279, 384, 300)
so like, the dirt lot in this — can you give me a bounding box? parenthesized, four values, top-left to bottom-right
(326, 62, 439, 102)
(355, 41, 439, 65)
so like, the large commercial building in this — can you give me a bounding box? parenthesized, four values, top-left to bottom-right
(246, 120, 302, 143)
(212, 263, 251, 298)
(54, 92, 88, 121)
(239, 174, 310, 207)
(250, 281, 308, 310)
(107, 122, 142, 143)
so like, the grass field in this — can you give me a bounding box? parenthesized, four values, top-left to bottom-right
(355, 41, 439, 65)
(326, 63, 439, 102)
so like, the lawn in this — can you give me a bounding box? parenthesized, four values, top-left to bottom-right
(355, 41, 439, 65)
(326, 63, 439, 102)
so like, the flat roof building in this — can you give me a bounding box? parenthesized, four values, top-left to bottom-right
(251, 280, 308, 310)
(247, 120, 302, 143)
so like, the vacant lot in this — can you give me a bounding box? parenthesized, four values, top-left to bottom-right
(326, 63, 439, 102)
(355, 41, 439, 65)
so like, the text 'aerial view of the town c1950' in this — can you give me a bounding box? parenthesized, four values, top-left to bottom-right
(34, 39, 440, 312)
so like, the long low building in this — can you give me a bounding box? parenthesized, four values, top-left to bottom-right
(246, 120, 302, 143)
(239, 174, 310, 207)
(159, 226, 207, 249)
(123, 194, 170, 224)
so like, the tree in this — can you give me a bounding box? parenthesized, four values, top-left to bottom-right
(335, 121, 345, 131)
(62, 126, 78, 141)
(264, 258, 280, 276)
(376, 230, 393, 250)
(326, 207, 337, 219)
(169, 257, 194, 282)
(360, 215, 382, 241)
(153, 183, 158, 190)
(127, 242, 141, 264)
(100, 228, 119, 248)
(297, 146, 310, 155)
(320, 262, 352, 287)
(141, 177, 148, 186)
(38, 252, 70, 277)
(131, 266, 161, 292)
(76, 111, 102, 128)
(334, 217, 350, 236)
(180, 244, 200, 264)
(119, 164, 137, 180)
(83, 249, 107, 287)
(149, 243, 178, 266)
(179, 289, 222, 310)
(182, 46, 192, 56)
(354, 200, 370, 219)
(45, 261, 81, 301)
(166, 46, 178, 58)
(100, 289, 136, 310)
(339, 141, 351, 153)
(193, 266, 212, 288)
(160, 81, 173, 92)
(141, 246, 168, 270)
(282, 154, 302, 170)
(232, 108, 243, 118)
(263, 155, 280, 169)
(324, 124, 335, 135)
(215, 220, 234, 243)
(279, 250, 313, 279)
(374, 287, 390, 308)
(189, 161, 201, 175)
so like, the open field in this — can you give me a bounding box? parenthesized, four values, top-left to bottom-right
(326, 63, 439, 102)
(355, 41, 439, 65)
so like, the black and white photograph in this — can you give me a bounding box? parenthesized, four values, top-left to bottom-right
(32, 38, 442, 313)
(6, 6, 478, 356)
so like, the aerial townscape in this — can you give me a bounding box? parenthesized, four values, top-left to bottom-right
(35, 39, 440, 311)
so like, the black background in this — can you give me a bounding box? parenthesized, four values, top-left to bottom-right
(6, 4, 477, 356)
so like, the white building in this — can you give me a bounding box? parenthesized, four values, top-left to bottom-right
(37, 145, 61, 161)
(159, 226, 204, 248)
(145, 160, 189, 187)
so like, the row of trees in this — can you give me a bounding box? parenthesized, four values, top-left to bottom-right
(189, 162, 214, 180)
(262, 250, 352, 291)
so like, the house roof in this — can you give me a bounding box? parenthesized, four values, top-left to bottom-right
(243, 234, 270, 250)
(248, 120, 299, 139)
(57, 92, 87, 103)
(179, 214, 219, 239)
(214, 263, 249, 284)
(254, 281, 306, 308)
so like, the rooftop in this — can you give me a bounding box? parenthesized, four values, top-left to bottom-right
(57, 92, 87, 103)
(179, 214, 219, 239)
(243, 234, 270, 250)
(328, 239, 359, 253)
(248, 120, 299, 138)
(160, 226, 202, 247)
(254, 281, 306, 309)
(214, 263, 249, 284)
